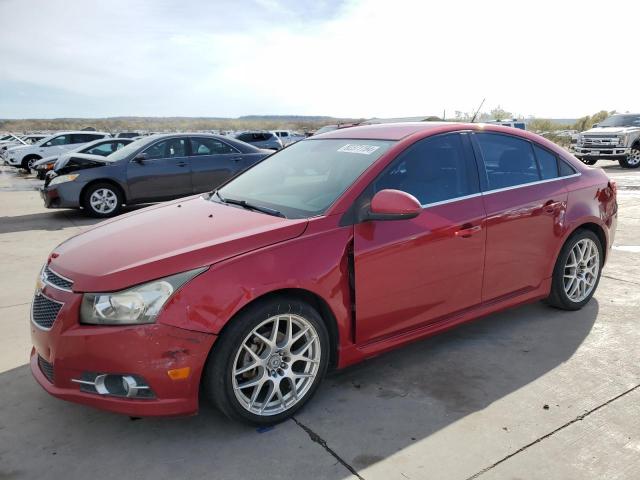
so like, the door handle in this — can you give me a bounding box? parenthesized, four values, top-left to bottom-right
(176, 161, 188, 167)
(543, 200, 562, 214)
(454, 225, 482, 238)
(231, 156, 243, 162)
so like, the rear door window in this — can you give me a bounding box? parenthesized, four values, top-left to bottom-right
(533, 145, 559, 180)
(373, 133, 479, 205)
(190, 137, 239, 156)
(475, 133, 540, 190)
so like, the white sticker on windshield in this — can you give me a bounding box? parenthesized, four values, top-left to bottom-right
(337, 144, 380, 155)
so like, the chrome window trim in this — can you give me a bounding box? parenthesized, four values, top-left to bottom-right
(43, 266, 74, 292)
(421, 192, 482, 209)
(31, 291, 64, 331)
(419, 173, 581, 209)
(481, 172, 581, 196)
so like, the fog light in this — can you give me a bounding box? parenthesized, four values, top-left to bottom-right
(72, 372, 154, 399)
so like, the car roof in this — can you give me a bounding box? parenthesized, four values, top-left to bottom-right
(313, 121, 537, 141)
(312, 122, 461, 140)
(48, 131, 111, 136)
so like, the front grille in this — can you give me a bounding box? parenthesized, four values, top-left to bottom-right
(31, 293, 63, 330)
(38, 355, 55, 383)
(43, 266, 73, 291)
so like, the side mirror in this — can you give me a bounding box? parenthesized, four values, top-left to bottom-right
(134, 152, 149, 163)
(592, 124, 599, 128)
(364, 189, 422, 221)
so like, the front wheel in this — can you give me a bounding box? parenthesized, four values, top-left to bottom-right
(546, 229, 603, 310)
(618, 146, 640, 168)
(82, 183, 123, 217)
(202, 297, 329, 425)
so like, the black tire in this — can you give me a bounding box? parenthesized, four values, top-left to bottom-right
(21, 155, 41, 173)
(579, 158, 597, 166)
(546, 229, 603, 310)
(81, 182, 123, 218)
(618, 145, 640, 169)
(202, 296, 330, 425)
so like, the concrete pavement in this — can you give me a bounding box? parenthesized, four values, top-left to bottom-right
(0, 163, 638, 479)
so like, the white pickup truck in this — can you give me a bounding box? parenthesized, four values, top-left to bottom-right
(4, 131, 111, 172)
(573, 114, 640, 168)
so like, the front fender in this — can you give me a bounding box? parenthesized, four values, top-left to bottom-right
(158, 216, 354, 349)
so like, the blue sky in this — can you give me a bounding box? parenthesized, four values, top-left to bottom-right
(1, 0, 638, 119)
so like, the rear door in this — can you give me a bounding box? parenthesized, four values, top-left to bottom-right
(471, 132, 568, 301)
(126, 137, 192, 201)
(189, 137, 245, 193)
(353, 132, 487, 344)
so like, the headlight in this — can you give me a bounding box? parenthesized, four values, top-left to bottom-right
(49, 174, 79, 186)
(577, 134, 584, 144)
(618, 134, 628, 146)
(80, 268, 207, 325)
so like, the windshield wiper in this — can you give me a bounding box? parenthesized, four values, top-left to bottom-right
(215, 191, 284, 218)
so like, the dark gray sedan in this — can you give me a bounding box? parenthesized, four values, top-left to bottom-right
(40, 134, 269, 217)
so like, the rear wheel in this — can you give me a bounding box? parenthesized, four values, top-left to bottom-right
(82, 183, 123, 217)
(546, 229, 603, 310)
(202, 296, 329, 425)
(618, 145, 640, 168)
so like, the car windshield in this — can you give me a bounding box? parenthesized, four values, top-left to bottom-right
(598, 115, 640, 127)
(103, 136, 151, 162)
(216, 138, 395, 218)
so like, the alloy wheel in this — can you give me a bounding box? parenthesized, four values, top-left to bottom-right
(563, 238, 600, 302)
(89, 188, 118, 214)
(628, 147, 640, 166)
(232, 314, 321, 416)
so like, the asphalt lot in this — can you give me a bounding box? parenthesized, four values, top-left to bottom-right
(0, 163, 639, 480)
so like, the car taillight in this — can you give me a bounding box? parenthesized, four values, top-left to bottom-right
(608, 180, 617, 198)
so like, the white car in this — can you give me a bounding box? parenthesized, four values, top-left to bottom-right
(4, 131, 111, 171)
(273, 130, 305, 146)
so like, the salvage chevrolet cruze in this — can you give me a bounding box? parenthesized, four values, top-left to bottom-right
(30, 123, 617, 424)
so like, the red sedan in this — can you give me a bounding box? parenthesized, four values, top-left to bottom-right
(31, 122, 617, 424)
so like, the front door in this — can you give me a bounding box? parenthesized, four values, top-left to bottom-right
(354, 133, 487, 344)
(127, 137, 192, 202)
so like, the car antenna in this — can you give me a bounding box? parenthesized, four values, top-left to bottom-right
(470, 98, 486, 123)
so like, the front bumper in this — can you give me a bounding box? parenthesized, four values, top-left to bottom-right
(30, 283, 217, 417)
(573, 146, 630, 159)
(40, 181, 85, 209)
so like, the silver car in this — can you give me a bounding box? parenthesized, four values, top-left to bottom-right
(235, 131, 283, 150)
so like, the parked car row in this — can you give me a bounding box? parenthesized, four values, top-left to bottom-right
(2, 131, 112, 171)
(33, 138, 135, 179)
(2, 131, 273, 217)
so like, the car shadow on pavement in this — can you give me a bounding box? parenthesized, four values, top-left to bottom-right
(0, 300, 598, 479)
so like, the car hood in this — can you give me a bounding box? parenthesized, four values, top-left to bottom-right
(34, 155, 57, 166)
(6, 144, 30, 152)
(583, 126, 639, 135)
(48, 195, 308, 292)
(55, 152, 111, 172)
